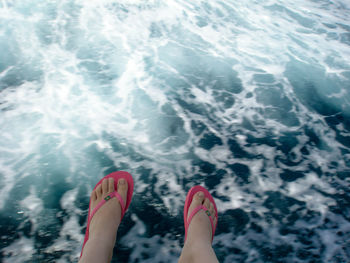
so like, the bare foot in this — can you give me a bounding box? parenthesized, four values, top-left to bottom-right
(186, 191, 217, 245)
(79, 178, 128, 263)
(178, 191, 219, 263)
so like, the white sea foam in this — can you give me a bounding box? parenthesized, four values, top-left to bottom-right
(1, 0, 350, 262)
(2, 236, 34, 263)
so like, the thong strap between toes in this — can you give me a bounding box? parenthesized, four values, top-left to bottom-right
(187, 205, 216, 238)
(89, 191, 126, 222)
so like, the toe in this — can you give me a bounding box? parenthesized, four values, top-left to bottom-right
(117, 178, 128, 207)
(102, 178, 108, 194)
(209, 202, 215, 216)
(192, 192, 205, 207)
(90, 189, 97, 201)
(95, 184, 103, 198)
(213, 216, 217, 228)
(108, 178, 115, 193)
(209, 203, 216, 222)
(187, 191, 205, 221)
(203, 198, 210, 209)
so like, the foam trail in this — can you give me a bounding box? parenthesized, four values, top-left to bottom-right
(0, 0, 350, 262)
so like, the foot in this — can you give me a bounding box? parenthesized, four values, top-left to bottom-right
(80, 178, 128, 262)
(89, 177, 128, 238)
(178, 191, 219, 263)
(185, 191, 217, 245)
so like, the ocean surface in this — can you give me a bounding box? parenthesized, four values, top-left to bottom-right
(1, 0, 350, 262)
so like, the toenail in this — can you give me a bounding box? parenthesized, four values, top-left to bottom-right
(198, 192, 204, 197)
(119, 179, 125, 185)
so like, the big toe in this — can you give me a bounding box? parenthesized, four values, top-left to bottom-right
(187, 191, 205, 221)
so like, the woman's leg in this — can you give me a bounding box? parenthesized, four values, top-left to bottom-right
(79, 178, 128, 263)
(178, 191, 219, 263)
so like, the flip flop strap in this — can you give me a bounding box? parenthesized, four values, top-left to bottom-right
(187, 205, 215, 239)
(89, 191, 126, 222)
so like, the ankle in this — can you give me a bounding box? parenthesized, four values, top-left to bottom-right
(90, 234, 116, 247)
(81, 236, 115, 263)
(89, 217, 120, 238)
(185, 216, 212, 245)
(179, 241, 214, 263)
(185, 238, 212, 250)
(89, 229, 118, 246)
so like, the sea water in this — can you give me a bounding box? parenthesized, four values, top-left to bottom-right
(0, 0, 350, 262)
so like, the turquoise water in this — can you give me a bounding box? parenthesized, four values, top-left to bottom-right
(0, 0, 350, 262)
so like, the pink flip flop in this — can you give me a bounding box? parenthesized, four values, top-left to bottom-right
(80, 171, 134, 258)
(184, 185, 218, 242)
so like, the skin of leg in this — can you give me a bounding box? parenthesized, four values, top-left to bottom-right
(79, 178, 128, 263)
(178, 191, 219, 263)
